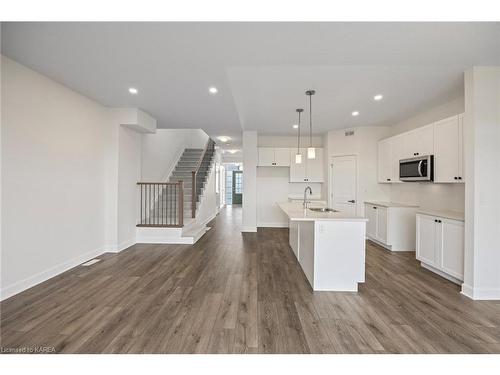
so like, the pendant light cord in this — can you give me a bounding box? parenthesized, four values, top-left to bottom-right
(309, 93, 312, 147)
(297, 111, 301, 152)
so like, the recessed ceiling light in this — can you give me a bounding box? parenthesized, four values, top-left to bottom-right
(293, 124, 299, 129)
(352, 111, 360, 117)
(227, 149, 238, 154)
(217, 136, 230, 143)
(128, 87, 138, 95)
(209, 87, 218, 94)
(374, 94, 383, 101)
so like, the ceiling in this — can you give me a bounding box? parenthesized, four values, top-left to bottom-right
(2, 22, 500, 148)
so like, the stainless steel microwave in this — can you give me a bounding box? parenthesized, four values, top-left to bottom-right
(399, 155, 434, 182)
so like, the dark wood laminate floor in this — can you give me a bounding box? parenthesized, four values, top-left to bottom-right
(1, 206, 500, 354)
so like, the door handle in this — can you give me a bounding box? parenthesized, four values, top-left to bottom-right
(348, 200, 355, 203)
(417, 160, 424, 177)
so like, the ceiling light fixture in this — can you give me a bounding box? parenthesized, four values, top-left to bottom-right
(374, 94, 383, 101)
(128, 87, 138, 94)
(217, 136, 230, 143)
(227, 149, 238, 154)
(305, 90, 316, 159)
(295, 109, 304, 164)
(293, 124, 299, 129)
(209, 87, 218, 94)
(352, 111, 360, 117)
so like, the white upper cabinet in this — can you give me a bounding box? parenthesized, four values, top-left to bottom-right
(378, 138, 392, 183)
(274, 148, 291, 167)
(258, 147, 290, 167)
(434, 114, 464, 183)
(377, 113, 464, 184)
(290, 148, 307, 181)
(306, 148, 324, 182)
(391, 135, 406, 182)
(402, 123, 434, 158)
(289, 148, 324, 182)
(378, 135, 405, 183)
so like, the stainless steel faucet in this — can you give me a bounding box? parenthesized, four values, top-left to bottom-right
(303, 186, 312, 208)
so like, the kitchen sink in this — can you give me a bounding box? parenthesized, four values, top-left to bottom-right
(308, 207, 338, 212)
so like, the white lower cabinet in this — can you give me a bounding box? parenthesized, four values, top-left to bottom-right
(416, 213, 464, 282)
(289, 220, 299, 258)
(364, 203, 417, 251)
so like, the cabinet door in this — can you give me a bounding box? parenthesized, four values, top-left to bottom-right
(378, 139, 392, 182)
(289, 148, 307, 182)
(306, 148, 324, 182)
(365, 205, 378, 239)
(415, 124, 434, 156)
(391, 135, 406, 182)
(403, 124, 434, 158)
(258, 148, 275, 166)
(298, 221, 315, 287)
(434, 115, 460, 183)
(376, 207, 388, 244)
(289, 220, 299, 259)
(416, 215, 437, 266)
(458, 114, 464, 180)
(439, 219, 464, 280)
(274, 148, 291, 167)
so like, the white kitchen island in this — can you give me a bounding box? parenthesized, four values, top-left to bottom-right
(278, 201, 368, 292)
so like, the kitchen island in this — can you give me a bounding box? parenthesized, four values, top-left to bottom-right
(278, 201, 368, 292)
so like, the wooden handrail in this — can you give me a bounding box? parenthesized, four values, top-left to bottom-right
(137, 182, 183, 185)
(191, 138, 213, 218)
(192, 138, 212, 174)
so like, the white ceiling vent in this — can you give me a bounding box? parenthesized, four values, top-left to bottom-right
(345, 130, 355, 137)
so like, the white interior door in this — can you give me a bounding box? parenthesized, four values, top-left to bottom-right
(330, 155, 357, 215)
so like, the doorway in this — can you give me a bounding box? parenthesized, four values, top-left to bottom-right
(330, 155, 357, 215)
(232, 171, 243, 204)
(224, 163, 243, 205)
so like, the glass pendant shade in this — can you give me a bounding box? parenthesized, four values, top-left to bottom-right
(295, 153, 302, 164)
(307, 147, 316, 159)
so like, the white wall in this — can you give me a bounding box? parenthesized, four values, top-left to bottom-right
(141, 128, 208, 181)
(1, 56, 111, 299)
(325, 126, 392, 216)
(195, 150, 221, 227)
(242, 131, 257, 232)
(387, 97, 466, 212)
(117, 126, 142, 250)
(386, 97, 465, 136)
(462, 66, 500, 300)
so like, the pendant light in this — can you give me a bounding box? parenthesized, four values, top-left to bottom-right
(306, 90, 316, 159)
(295, 108, 303, 164)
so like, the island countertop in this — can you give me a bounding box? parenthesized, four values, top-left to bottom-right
(277, 201, 368, 222)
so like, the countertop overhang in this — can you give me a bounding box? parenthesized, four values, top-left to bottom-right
(277, 202, 368, 222)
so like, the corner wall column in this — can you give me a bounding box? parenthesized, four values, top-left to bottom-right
(242, 131, 258, 232)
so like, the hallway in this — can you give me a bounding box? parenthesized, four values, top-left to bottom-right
(1, 206, 500, 353)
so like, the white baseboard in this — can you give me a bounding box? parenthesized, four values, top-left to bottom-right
(0, 246, 105, 301)
(257, 222, 289, 228)
(108, 238, 136, 253)
(136, 236, 195, 244)
(420, 262, 462, 285)
(461, 283, 500, 300)
(241, 226, 257, 232)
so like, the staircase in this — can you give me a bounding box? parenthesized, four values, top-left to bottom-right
(136, 138, 216, 244)
(168, 139, 216, 220)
